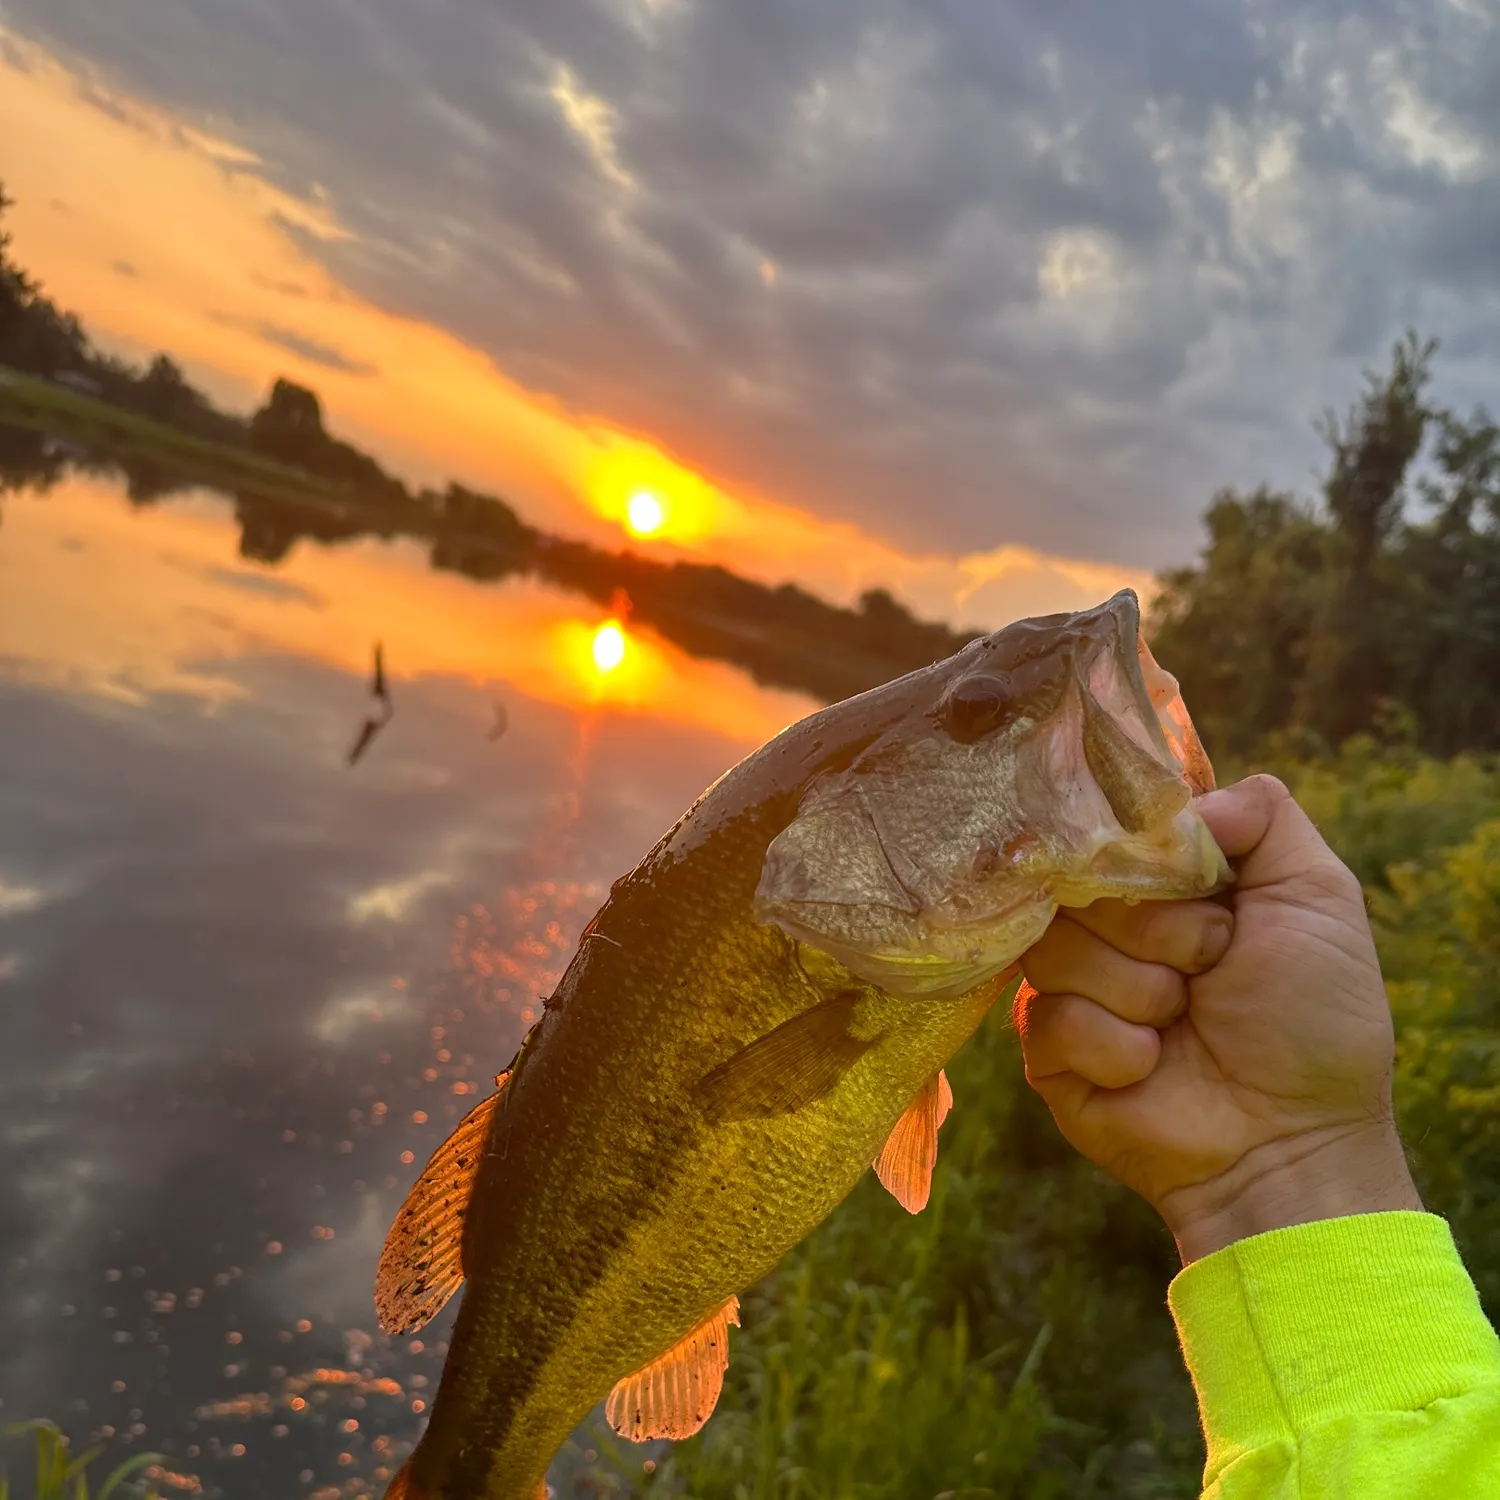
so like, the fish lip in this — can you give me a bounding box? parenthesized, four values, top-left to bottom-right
(758, 879, 1049, 1000)
(918, 874, 1048, 933)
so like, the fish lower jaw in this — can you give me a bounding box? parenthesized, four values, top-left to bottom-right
(850, 898, 1055, 1000)
(1049, 818, 1233, 908)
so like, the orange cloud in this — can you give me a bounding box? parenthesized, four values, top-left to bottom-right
(0, 29, 1152, 628)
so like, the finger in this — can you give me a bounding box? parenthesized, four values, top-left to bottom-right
(1058, 898, 1233, 976)
(1194, 774, 1290, 859)
(1196, 775, 1362, 903)
(1014, 985, 1162, 1090)
(1022, 917, 1188, 1026)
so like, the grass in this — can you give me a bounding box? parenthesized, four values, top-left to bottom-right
(0, 365, 387, 514)
(0, 1422, 163, 1500)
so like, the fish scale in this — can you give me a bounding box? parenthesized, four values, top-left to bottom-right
(377, 590, 1230, 1499)
(419, 804, 938, 1493)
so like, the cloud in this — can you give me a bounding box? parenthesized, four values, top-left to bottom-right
(195, 562, 329, 605)
(251, 320, 379, 375)
(0, 644, 753, 1488)
(0, 878, 54, 914)
(163, 555, 329, 606)
(206, 309, 379, 375)
(346, 869, 453, 925)
(5, 0, 1500, 573)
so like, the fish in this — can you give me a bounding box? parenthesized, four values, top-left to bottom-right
(375, 588, 1229, 1500)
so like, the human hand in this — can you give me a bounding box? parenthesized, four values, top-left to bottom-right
(1015, 774, 1422, 1262)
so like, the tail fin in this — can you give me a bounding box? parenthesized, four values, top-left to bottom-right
(383, 1454, 550, 1500)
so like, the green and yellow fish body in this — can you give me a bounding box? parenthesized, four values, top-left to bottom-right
(378, 590, 1229, 1500)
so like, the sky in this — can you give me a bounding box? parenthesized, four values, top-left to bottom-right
(2, 0, 1498, 626)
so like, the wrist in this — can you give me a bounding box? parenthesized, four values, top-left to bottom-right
(1161, 1122, 1423, 1264)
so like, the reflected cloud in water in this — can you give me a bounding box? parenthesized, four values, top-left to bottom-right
(0, 467, 819, 1496)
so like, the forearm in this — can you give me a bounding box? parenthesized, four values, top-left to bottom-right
(1169, 1212, 1500, 1498)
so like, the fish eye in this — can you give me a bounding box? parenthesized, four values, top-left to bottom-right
(942, 672, 1015, 743)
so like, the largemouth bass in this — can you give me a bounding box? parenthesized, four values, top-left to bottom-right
(377, 589, 1227, 1500)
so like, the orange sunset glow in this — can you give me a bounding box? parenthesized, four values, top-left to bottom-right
(0, 27, 1151, 629)
(0, 476, 818, 748)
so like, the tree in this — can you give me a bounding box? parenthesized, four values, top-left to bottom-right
(248, 377, 410, 504)
(0, 183, 37, 329)
(1388, 407, 1500, 754)
(0, 183, 88, 374)
(248, 377, 328, 465)
(1145, 333, 1493, 760)
(1148, 487, 1328, 758)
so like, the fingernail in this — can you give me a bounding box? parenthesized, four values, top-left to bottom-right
(1196, 909, 1234, 969)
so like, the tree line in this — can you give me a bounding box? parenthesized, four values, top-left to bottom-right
(1150, 332, 1500, 759)
(5, 182, 1498, 757)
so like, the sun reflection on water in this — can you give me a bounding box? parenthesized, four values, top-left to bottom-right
(590, 621, 627, 673)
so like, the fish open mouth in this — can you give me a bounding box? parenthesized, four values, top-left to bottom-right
(754, 590, 1230, 1002)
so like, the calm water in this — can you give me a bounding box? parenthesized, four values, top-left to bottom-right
(0, 462, 821, 1498)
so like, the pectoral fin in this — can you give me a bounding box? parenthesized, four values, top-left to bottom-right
(374, 1073, 509, 1334)
(606, 1296, 741, 1442)
(873, 1069, 953, 1214)
(696, 991, 874, 1121)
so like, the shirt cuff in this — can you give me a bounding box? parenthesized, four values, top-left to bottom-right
(1167, 1211, 1500, 1479)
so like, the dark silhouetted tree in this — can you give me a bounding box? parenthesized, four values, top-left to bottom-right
(1298, 331, 1436, 743)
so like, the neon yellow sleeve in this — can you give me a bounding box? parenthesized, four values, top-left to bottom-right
(1168, 1212, 1500, 1497)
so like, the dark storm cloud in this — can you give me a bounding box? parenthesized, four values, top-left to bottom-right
(6, 0, 1500, 567)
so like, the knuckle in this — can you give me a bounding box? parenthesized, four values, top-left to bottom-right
(1018, 930, 1071, 991)
(1247, 771, 1291, 804)
(1134, 900, 1182, 957)
(1131, 964, 1184, 1025)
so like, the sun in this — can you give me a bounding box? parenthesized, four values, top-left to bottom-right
(626, 490, 665, 537)
(591, 621, 627, 673)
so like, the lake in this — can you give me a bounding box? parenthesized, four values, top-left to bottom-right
(0, 456, 822, 1499)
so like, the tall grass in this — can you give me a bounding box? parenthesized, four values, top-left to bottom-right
(0, 1422, 160, 1500)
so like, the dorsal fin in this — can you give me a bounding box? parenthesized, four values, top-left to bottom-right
(873, 1069, 953, 1214)
(374, 1074, 508, 1334)
(605, 1295, 741, 1442)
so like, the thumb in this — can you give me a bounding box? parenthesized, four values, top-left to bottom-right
(1195, 774, 1349, 898)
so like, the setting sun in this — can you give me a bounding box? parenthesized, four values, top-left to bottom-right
(591, 621, 627, 673)
(626, 491, 665, 537)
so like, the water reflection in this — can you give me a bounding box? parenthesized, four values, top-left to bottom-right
(0, 463, 821, 1498)
(2, 473, 815, 746)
